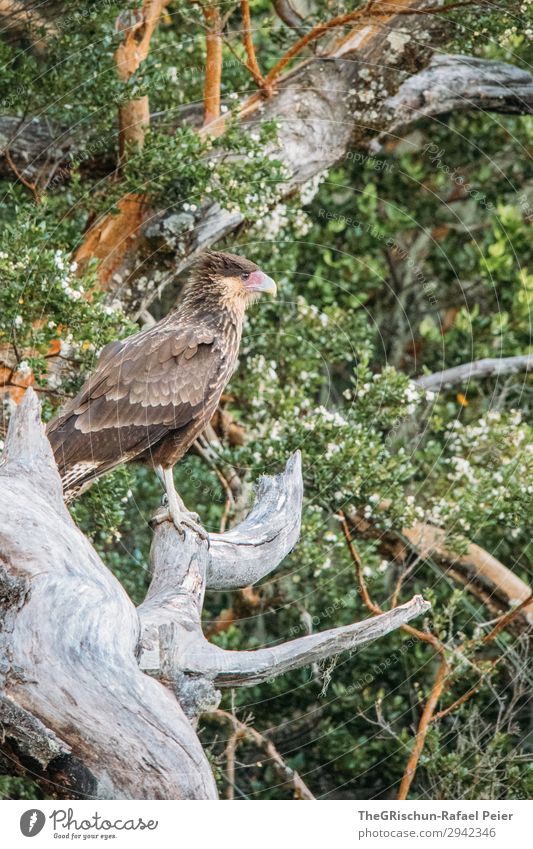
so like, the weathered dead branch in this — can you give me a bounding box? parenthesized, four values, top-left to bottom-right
(0, 390, 429, 797)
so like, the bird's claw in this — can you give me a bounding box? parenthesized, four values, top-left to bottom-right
(178, 512, 209, 542)
(153, 503, 209, 541)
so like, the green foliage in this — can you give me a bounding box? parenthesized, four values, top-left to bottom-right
(119, 117, 284, 214)
(0, 0, 531, 803)
(0, 776, 42, 801)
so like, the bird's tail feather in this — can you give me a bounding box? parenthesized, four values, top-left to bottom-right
(60, 462, 101, 502)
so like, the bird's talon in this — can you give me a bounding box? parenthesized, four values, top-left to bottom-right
(179, 514, 209, 541)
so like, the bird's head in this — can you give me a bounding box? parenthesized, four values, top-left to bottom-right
(192, 251, 277, 310)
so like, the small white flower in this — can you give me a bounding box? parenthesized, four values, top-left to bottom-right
(17, 360, 32, 377)
(54, 250, 65, 270)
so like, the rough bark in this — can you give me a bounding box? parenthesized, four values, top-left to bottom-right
(385, 53, 533, 136)
(73, 1, 169, 284)
(0, 390, 429, 798)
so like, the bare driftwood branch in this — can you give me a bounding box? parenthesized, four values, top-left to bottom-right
(0, 391, 429, 796)
(0, 389, 216, 799)
(115, 0, 169, 158)
(414, 354, 533, 391)
(207, 450, 303, 589)
(386, 53, 533, 136)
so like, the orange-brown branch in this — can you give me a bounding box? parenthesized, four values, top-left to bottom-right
(115, 0, 169, 159)
(5, 148, 41, 203)
(75, 1, 168, 284)
(210, 709, 315, 799)
(263, 0, 479, 90)
(240, 0, 265, 88)
(203, 4, 223, 126)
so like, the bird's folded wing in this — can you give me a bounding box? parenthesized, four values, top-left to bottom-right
(71, 325, 222, 433)
(47, 321, 226, 447)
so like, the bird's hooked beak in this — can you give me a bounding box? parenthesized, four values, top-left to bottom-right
(245, 269, 277, 297)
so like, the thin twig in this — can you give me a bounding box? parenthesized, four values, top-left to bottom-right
(397, 653, 448, 799)
(483, 592, 533, 643)
(339, 509, 448, 800)
(209, 709, 316, 799)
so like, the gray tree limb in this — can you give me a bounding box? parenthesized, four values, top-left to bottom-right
(0, 390, 429, 796)
(386, 54, 533, 135)
(206, 450, 303, 590)
(272, 0, 305, 30)
(2, 51, 531, 187)
(0, 389, 216, 800)
(414, 354, 533, 391)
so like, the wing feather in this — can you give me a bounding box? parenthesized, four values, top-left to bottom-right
(46, 319, 229, 483)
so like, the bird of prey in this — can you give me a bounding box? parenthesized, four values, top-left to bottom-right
(46, 251, 277, 533)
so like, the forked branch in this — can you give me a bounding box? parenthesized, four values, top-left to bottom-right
(137, 452, 429, 716)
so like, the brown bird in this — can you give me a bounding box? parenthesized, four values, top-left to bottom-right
(46, 251, 277, 533)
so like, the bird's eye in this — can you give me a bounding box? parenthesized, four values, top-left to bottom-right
(241, 272, 250, 281)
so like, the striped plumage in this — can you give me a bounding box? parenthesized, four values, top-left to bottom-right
(46, 251, 276, 530)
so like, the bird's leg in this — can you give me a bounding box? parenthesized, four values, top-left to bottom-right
(155, 465, 166, 490)
(157, 466, 208, 540)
